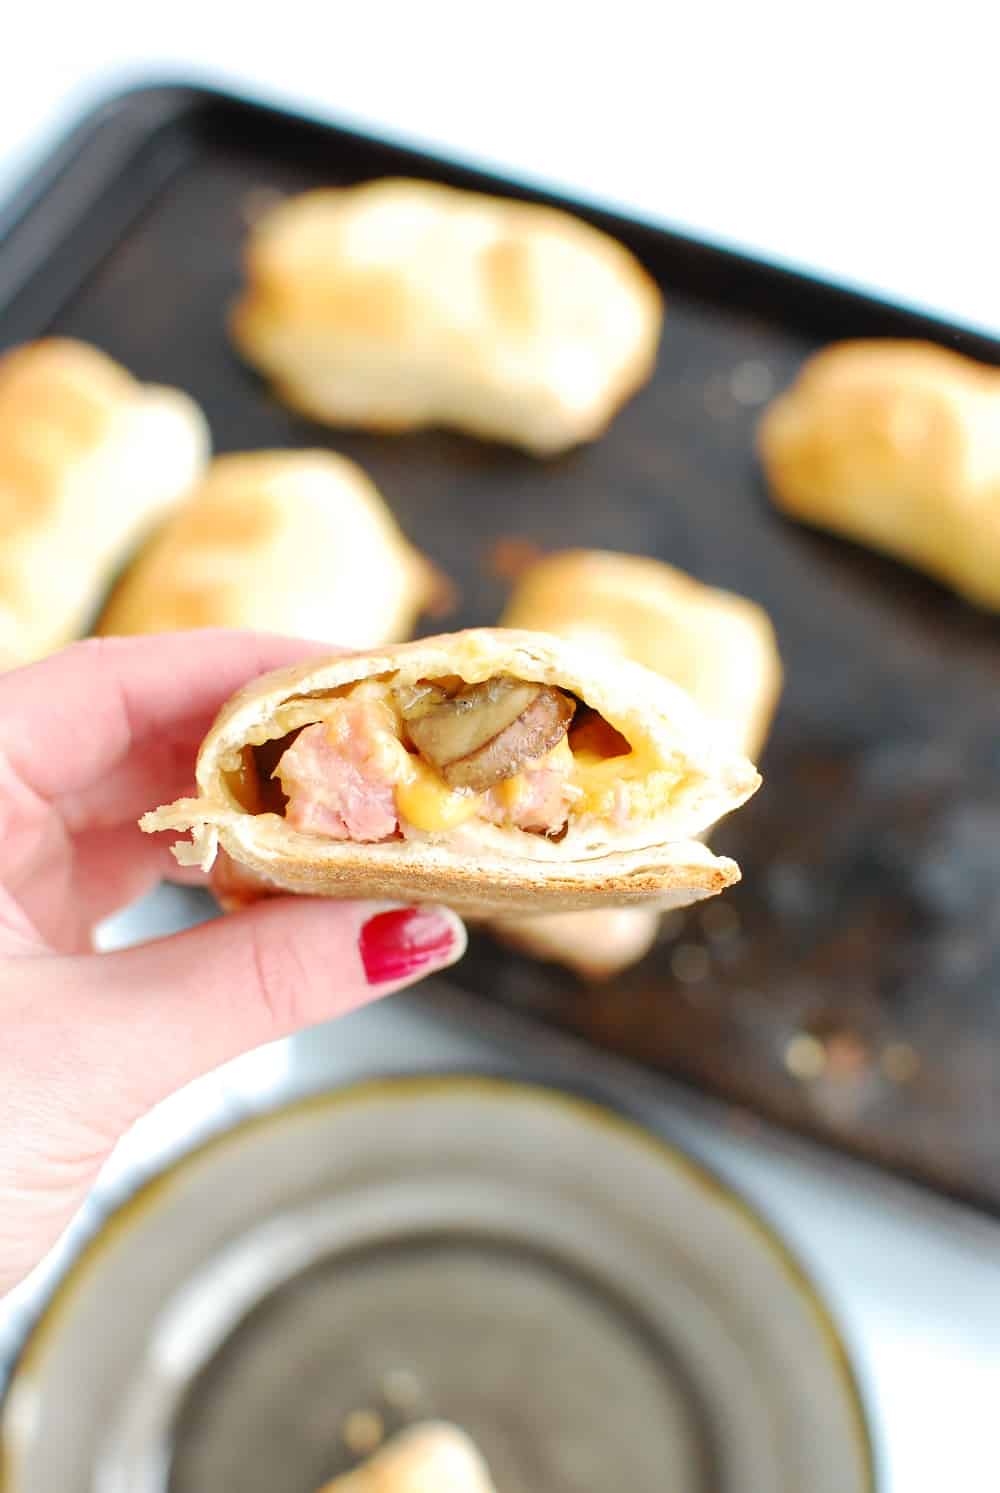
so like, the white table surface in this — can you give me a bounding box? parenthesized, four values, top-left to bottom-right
(3, 3, 999, 338)
(1, 16, 999, 1492)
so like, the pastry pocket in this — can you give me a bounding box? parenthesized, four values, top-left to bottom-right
(319, 1422, 496, 1492)
(0, 338, 209, 665)
(141, 628, 761, 917)
(231, 178, 663, 456)
(98, 450, 445, 647)
(492, 551, 781, 974)
(501, 549, 782, 760)
(758, 338, 1000, 608)
(490, 904, 663, 980)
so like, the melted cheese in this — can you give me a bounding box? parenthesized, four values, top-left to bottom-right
(394, 755, 483, 831)
(571, 745, 683, 820)
(364, 717, 483, 833)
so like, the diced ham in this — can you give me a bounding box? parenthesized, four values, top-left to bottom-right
(275, 703, 400, 842)
(481, 748, 579, 835)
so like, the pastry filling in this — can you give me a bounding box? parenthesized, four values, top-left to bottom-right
(222, 674, 684, 842)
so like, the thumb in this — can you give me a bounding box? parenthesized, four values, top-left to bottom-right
(52, 898, 467, 1123)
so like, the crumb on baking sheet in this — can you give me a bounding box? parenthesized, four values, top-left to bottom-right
(341, 1409, 385, 1457)
(380, 1367, 424, 1413)
(824, 1032, 870, 1079)
(670, 943, 710, 983)
(657, 909, 686, 944)
(484, 536, 546, 581)
(699, 900, 742, 944)
(784, 1032, 827, 1080)
(729, 360, 775, 405)
(880, 1041, 921, 1084)
(703, 374, 737, 419)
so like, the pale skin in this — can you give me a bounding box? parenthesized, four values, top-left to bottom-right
(0, 632, 467, 1296)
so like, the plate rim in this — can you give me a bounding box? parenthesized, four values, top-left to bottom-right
(0, 1071, 878, 1490)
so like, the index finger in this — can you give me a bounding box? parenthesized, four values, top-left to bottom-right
(0, 631, 334, 803)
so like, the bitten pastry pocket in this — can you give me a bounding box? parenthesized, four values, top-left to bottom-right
(141, 628, 761, 918)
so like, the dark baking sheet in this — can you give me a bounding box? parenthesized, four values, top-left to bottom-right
(2, 83, 999, 1211)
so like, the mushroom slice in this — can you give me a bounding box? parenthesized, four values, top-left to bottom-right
(403, 675, 576, 791)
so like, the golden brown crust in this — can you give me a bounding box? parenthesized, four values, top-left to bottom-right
(230, 179, 663, 456)
(194, 835, 736, 917)
(98, 450, 445, 646)
(0, 340, 128, 510)
(141, 628, 759, 915)
(493, 551, 781, 974)
(0, 338, 209, 664)
(206, 842, 732, 918)
(758, 339, 1000, 608)
(500, 549, 783, 758)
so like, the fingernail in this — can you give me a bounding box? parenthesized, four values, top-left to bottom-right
(359, 905, 466, 985)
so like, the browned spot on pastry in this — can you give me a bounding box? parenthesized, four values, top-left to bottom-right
(0, 343, 124, 526)
(0, 441, 63, 523)
(155, 587, 232, 631)
(263, 266, 411, 339)
(11, 381, 113, 447)
(182, 495, 280, 548)
(483, 238, 537, 335)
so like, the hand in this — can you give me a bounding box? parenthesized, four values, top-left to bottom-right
(0, 632, 466, 1295)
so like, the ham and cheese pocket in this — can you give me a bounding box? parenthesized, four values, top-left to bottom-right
(0, 338, 208, 666)
(319, 1422, 496, 1492)
(230, 178, 662, 456)
(98, 451, 444, 647)
(758, 339, 1000, 608)
(493, 552, 781, 975)
(141, 629, 761, 917)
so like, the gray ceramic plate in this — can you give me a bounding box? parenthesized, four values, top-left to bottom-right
(0, 1077, 874, 1492)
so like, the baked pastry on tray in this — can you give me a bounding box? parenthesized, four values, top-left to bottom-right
(319, 1422, 496, 1492)
(493, 551, 781, 976)
(500, 550, 782, 760)
(0, 338, 208, 666)
(141, 629, 760, 918)
(758, 338, 1000, 608)
(98, 450, 444, 648)
(230, 178, 662, 456)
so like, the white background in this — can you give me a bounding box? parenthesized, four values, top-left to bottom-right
(1, 9, 999, 1492)
(2, 2, 999, 338)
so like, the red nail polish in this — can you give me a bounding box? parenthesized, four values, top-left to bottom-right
(360, 906, 458, 985)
